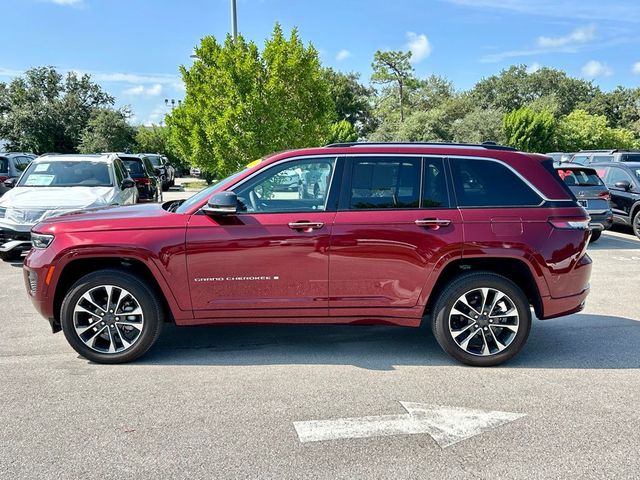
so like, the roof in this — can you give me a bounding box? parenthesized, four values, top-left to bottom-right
(34, 153, 116, 164)
(590, 161, 640, 168)
(324, 141, 517, 151)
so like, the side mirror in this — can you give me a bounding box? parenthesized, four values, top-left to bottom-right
(203, 191, 237, 216)
(122, 178, 136, 189)
(4, 178, 16, 189)
(614, 180, 632, 191)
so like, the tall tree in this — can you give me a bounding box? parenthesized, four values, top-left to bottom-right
(167, 24, 335, 178)
(555, 109, 639, 151)
(323, 68, 374, 136)
(0, 66, 114, 153)
(79, 108, 136, 153)
(371, 50, 415, 122)
(134, 124, 186, 170)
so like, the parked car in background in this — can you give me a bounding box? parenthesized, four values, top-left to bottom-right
(592, 162, 640, 239)
(555, 163, 612, 242)
(190, 166, 201, 177)
(0, 153, 33, 197)
(119, 154, 163, 203)
(570, 150, 640, 166)
(0, 154, 138, 261)
(24, 142, 592, 366)
(546, 152, 574, 164)
(144, 154, 175, 191)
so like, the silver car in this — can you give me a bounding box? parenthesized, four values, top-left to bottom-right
(0, 154, 138, 261)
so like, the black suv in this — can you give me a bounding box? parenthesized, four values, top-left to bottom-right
(592, 162, 640, 238)
(144, 154, 175, 191)
(571, 150, 640, 166)
(0, 153, 34, 197)
(119, 155, 163, 202)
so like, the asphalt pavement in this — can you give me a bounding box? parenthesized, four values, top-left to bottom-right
(1, 226, 639, 479)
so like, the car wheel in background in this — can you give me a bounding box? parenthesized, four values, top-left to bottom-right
(60, 269, 164, 364)
(431, 272, 532, 367)
(0, 250, 22, 262)
(589, 230, 601, 243)
(633, 211, 640, 240)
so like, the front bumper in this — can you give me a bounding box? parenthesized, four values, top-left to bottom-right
(0, 227, 32, 253)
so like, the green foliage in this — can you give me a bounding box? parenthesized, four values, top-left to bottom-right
(556, 109, 639, 151)
(325, 120, 358, 144)
(451, 108, 505, 144)
(503, 107, 556, 152)
(471, 65, 597, 117)
(397, 110, 452, 142)
(323, 68, 374, 135)
(371, 50, 416, 122)
(167, 23, 334, 178)
(582, 86, 640, 130)
(0, 66, 114, 153)
(78, 108, 136, 153)
(134, 125, 187, 170)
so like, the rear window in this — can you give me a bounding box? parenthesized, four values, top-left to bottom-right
(450, 158, 542, 207)
(592, 155, 613, 163)
(0, 157, 7, 174)
(620, 154, 640, 162)
(147, 155, 161, 166)
(122, 159, 146, 175)
(556, 167, 604, 187)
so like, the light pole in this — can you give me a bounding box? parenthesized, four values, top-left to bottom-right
(231, 0, 237, 41)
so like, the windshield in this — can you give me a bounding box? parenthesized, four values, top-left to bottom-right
(175, 169, 248, 214)
(18, 161, 113, 187)
(571, 155, 589, 165)
(556, 168, 603, 186)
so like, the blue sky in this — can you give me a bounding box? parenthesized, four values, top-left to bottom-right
(1, 0, 639, 125)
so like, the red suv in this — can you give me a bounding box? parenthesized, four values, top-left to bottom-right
(23, 143, 592, 366)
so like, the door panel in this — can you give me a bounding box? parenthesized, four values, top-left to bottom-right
(186, 212, 334, 315)
(329, 209, 463, 310)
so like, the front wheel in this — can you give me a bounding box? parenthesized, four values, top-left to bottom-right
(589, 229, 602, 243)
(60, 270, 164, 363)
(431, 272, 532, 366)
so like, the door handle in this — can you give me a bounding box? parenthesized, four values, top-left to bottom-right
(288, 221, 325, 231)
(415, 218, 451, 229)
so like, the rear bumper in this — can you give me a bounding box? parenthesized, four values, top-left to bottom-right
(540, 287, 589, 319)
(588, 211, 613, 231)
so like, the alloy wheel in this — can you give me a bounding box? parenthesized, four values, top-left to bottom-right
(72, 285, 145, 354)
(448, 287, 519, 357)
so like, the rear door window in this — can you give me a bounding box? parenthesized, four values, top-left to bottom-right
(620, 154, 640, 162)
(449, 158, 542, 207)
(15, 156, 31, 172)
(422, 157, 450, 208)
(556, 168, 604, 187)
(348, 157, 421, 209)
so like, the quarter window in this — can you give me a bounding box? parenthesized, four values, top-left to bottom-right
(233, 158, 336, 213)
(348, 157, 421, 209)
(450, 158, 542, 207)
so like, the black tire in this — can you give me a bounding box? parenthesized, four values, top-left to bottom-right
(431, 272, 532, 367)
(0, 250, 22, 262)
(633, 211, 640, 240)
(60, 269, 164, 364)
(589, 230, 602, 243)
(161, 182, 169, 192)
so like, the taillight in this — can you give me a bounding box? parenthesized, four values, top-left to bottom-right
(0, 176, 7, 183)
(598, 191, 611, 201)
(135, 177, 151, 185)
(548, 217, 590, 230)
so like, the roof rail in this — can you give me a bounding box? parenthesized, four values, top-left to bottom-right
(324, 141, 517, 151)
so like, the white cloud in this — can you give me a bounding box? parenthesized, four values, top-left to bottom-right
(581, 60, 613, 78)
(536, 25, 595, 48)
(633, 62, 640, 74)
(49, 0, 83, 5)
(405, 32, 432, 63)
(123, 83, 163, 97)
(526, 62, 542, 73)
(335, 49, 352, 61)
(142, 107, 166, 127)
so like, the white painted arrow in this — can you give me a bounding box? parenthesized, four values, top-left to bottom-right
(294, 402, 526, 448)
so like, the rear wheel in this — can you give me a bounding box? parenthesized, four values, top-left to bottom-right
(431, 272, 532, 366)
(633, 211, 640, 240)
(589, 230, 601, 243)
(60, 270, 164, 364)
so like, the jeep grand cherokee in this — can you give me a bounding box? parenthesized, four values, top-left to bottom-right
(24, 143, 592, 366)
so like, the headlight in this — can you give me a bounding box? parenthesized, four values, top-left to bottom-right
(31, 233, 54, 249)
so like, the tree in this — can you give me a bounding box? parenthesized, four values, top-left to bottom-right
(323, 68, 374, 136)
(325, 120, 358, 144)
(451, 108, 505, 144)
(371, 50, 415, 122)
(503, 107, 556, 152)
(134, 124, 187, 171)
(167, 24, 335, 178)
(79, 108, 136, 153)
(471, 65, 597, 116)
(583, 86, 640, 130)
(0, 66, 114, 153)
(556, 109, 639, 151)
(397, 110, 452, 142)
